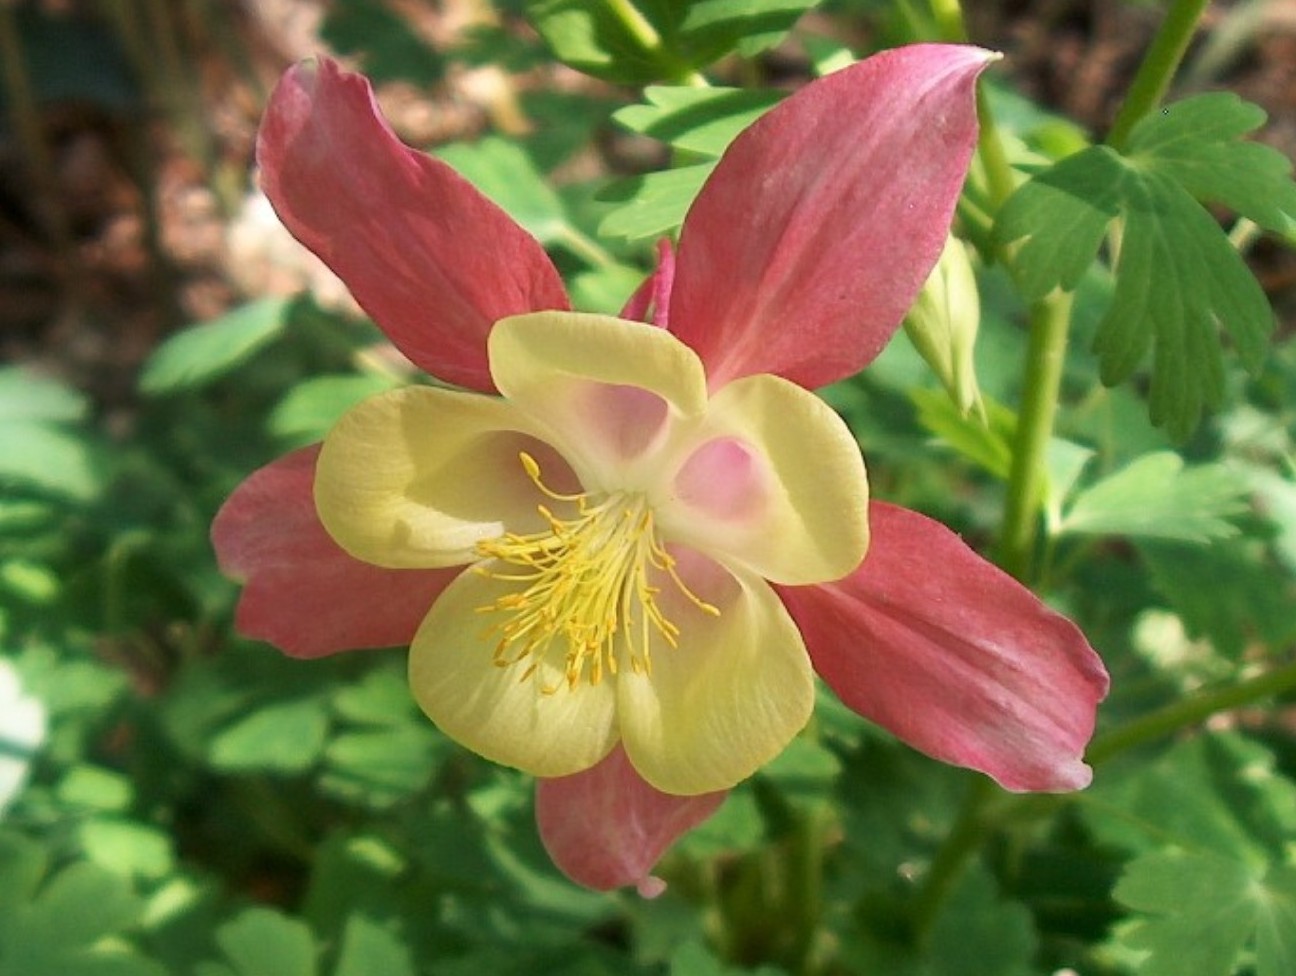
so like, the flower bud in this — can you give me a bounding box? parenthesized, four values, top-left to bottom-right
(904, 235, 984, 419)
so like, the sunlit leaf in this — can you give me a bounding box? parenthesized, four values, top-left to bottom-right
(269, 374, 399, 446)
(613, 86, 782, 157)
(1115, 851, 1296, 976)
(214, 908, 316, 976)
(0, 421, 103, 502)
(438, 138, 569, 246)
(598, 163, 713, 241)
(1059, 452, 1248, 542)
(333, 914, 414, 976)
(208, 697, 330, 774)
(139, 298, 292, 395)
(0, 368, 88, 423)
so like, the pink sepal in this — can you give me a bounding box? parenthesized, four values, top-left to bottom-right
(669, 44, 992, 389)
(257, 58, 570, 391)
(778, 503, 1108, 792)
(536, 746, 726, 891)
(620, 239, 676, 328)
(212, 445, 458, 658)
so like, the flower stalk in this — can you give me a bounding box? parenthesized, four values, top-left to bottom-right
(1105, 0, 1213, 152)
(999, 292, 1075, 580)
(1087, 659, 1296, 766)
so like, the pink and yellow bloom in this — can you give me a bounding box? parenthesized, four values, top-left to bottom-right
(214, 46, 1108, 891)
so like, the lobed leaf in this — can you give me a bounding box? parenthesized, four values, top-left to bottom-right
(1058, 451, 1249, 543)
(996, 91, 1292, 437)
(525, 0, 813, 84)
(613, 86, 783, 157)
(598, 163, 714, 241)
(1128, 92, 1296, 235)
(1115, 851, 1296, 976)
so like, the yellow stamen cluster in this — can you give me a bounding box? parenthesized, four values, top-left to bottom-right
(475, 453, 718, 693)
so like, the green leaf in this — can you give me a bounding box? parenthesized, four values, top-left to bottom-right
(598, 163, 714, 241)
(20, 862, 142, 952)
(925, 862, 1038, 976)
(438, 138, 569, 246)
(0, 831, 47, 908)
(77, 820, 174, 881)
(268, 374, 399, 446)
(215, 908, 316, 976)
(0, 368, 88, 423)
(911, 387, 1015, 480)
(329, 665, 415, 727)
(679, 0, 816, 55)
(525, 0, 812, 84)
(208, 697, 330, 774)
(613, 86, 782, 157)
(1095, 170, 1270, 436)
(0, 421, 103, 502)
(1114, 851, 1296, 976)
(1128, 92, 1296, 236)
(56, 764, 134, 812)
(332, 915, 414, 976)
(524, 0, 689, 84)
(321, 726, 442, 809)
(1083, 732, 1296, 864)
(996, 91, 1292, 437)
(1139, 541, 1296, 658)
(801, 33, 855, 77)
(139, 298, 292, 395)
(1058, 452, 1248, 542)
(1258, 868, 1296, 976)
(995, 146, 1124, 299)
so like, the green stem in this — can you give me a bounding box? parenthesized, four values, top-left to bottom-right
(911, 777, 996, 937)
(604, 0, 707, 85)
(928, 0, 968, 42)
(998, 292, 1074, 580)
(787, 804, 829, 976)
(976, 88, 1017, 213)
(1105, 0, 1211, 151)
(1087, 659, 1296, 766)
(558, 225, 618, 269)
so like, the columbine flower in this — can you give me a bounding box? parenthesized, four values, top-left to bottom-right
(214, 47, 1108, 892)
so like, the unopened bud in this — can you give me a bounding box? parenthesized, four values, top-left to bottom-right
(904, 235, 984, 419)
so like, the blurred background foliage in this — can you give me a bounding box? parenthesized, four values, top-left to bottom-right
(1, 1, 1296, 974)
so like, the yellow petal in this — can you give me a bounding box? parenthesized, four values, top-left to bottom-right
(409, 567, 619, 777)
(315, 386, 569, 568)
(616, 557, 814, 794)
(658, 373, 869, 585)
(488, 312, 708, 490)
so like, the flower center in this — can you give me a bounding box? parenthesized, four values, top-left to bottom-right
(474, 452, 717, 693)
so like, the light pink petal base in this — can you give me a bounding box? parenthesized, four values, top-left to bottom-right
(536, 746, 726, 891)
(258, 58, 569, 391)
(669, 44, 993, 389)
(212, 446, 458, 658)
(778, 503, 1108, 792)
